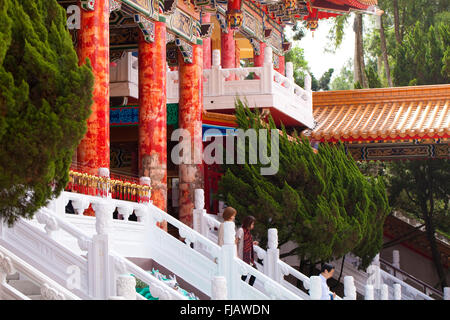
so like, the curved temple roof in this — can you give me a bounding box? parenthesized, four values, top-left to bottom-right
(308, 84, 450, 143)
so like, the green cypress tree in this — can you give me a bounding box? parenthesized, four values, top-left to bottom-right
(217, 100, 390, 270)
(0, 0, 94, 225)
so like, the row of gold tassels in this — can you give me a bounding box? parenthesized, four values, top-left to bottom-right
(66, 170, 151, 203)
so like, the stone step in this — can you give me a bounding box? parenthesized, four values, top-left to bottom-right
(28, 295, 42, 300)
(7, 280, 41, 296)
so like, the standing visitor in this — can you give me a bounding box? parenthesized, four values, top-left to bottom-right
(217, 206, 237, 247)
(320, 263, 336, 300)
(236, 216, 259, 286)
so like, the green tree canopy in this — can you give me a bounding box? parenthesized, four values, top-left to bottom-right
(387, 159, 449, 289)
(217, 100, 391, 270)
(0, 0, 93, 225)
(393, 21, 449, 86)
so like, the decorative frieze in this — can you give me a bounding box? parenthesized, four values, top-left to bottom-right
(122, 0, 157, 19)
(166, 9, 201, 44)
(240, 9, 263, 39)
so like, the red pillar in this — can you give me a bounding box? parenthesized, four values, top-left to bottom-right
(221, 28, 235, 69)
(138, 22, 167, 215)
(202, 13, 212, 70)
(254, 42, 266, 67)
(178, 45, 204, 228)
(277, 55, 285, 76)
(77, 0, 110, 175)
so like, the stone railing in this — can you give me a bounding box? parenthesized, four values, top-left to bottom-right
(110, 48, 314, 129)
(192, 189, 450, 300)
(0, 201, 186, 300)
(166, 48, 314, 128)
(0, 245, 81, 300)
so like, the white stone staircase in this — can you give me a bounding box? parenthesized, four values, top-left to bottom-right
(6, 274, 42, 300)
(2, 188, 446, 300)
(0, 190, 306, 300)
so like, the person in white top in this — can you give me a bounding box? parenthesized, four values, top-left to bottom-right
(217, 206, 237, 247)
(319, 263, 336, 300)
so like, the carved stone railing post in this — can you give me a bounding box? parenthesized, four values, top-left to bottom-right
(367, 254, 382, 299)
(444, 287, 449, 300)
(304, 72, 312, 92)
(211, 276, 228, 300)
(218, 221, 237, 299)
(365, 284, 374, 300)
(89, 201, 115, 299)
(285, 62, 294, 95)
(193, 189, 206, 236)
(262, 46, 274, 94)
(381, 283, 389, 300)
(343, 276, 357, 300)
(0, 252, 14, 284)
(309, 276, 322, 300)
(92, 202, 114, 236)
(393, 283, 402, 300)
(210, 49, 222, 96)
(265, 228, 280, 282)
(116, 274, 136, 300)
(392, 250, 400, 269)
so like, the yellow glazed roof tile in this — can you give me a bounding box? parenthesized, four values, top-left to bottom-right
(310, 85, 450, 142)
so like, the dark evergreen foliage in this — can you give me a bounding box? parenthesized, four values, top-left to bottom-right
(217, 100, 390, 269)
(0, 0, 94, 225)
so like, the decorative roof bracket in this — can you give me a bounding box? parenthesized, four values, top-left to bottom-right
(135, 14, 155, 43)
(176, 38, 193, 64)
(81, 0, 95, 11)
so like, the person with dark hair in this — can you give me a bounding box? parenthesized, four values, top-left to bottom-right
(320, 263, 336, 300)
(217, 206, 237, 247)
(236, 216, 259, 286)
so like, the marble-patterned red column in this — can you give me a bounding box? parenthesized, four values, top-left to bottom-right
(254, 41, 266, 67)
(178, 45, 204, 228)
(77, 0, 110, 175)
(221, 28, 235, 80)
(138, 22, 167, 217)
(202, 13, 212, 70)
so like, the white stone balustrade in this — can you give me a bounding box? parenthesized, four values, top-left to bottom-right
(111, 48, 314, 129)
(0, 234, 80, 300)
(211, 276, 227, 300)
(344, 276, 357, 300)
(365, 284, 374, 300)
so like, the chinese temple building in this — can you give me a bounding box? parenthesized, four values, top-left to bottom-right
(59, 0, 380, 226)
(307, 84, 449, 293)
(308, 84, 449, 161)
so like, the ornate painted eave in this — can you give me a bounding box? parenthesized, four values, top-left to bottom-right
(308, 85, 450, 143)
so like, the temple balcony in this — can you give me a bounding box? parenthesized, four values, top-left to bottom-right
(110, 47, 314, 129)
